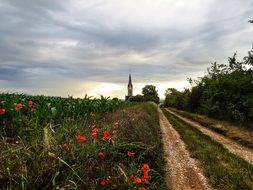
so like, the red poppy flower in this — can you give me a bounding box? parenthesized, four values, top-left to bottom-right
(134, 177, 142, 184)
(15, 103, 23, 111)
(0, 108, 6, 115)
(100, 179, 109, 186)
(98, 151, 105, 161)
(142, 171, 149, 183)
(61, 143, 69, 149)
(91, 127, 99, 139)
(129, 175, 135, 181)
(28, 100, 33, 108)
(127, 151, 135, 157)
(91, 132, 98, 139)
(102, 130, 111, 141)
(143, 171, 149, 180)
(142, 164, 150, 171)
(75, 134, 87, 143)
(138, 187, 146, 190)
(141, 177, 148, 183)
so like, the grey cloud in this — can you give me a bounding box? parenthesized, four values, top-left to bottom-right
(0, 0, 253, 97)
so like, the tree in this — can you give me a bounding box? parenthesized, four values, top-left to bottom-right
(164, 88, 180, 107)
(128, 94, 143, 102)
(243, 49, 253, 66)
(142, 85, 159, 104)
(164, 88, 189, 110)
(164, 49, 253, 123)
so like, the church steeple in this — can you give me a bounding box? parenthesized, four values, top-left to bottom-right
(125, 74, 133, 100)
(128, 74, 133, 97)
(128, 74, 132, 86)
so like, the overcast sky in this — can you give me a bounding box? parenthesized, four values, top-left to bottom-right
(0, 0, 253, 99)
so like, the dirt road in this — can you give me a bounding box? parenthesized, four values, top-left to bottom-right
(166, 108, 253, 165)
(158, 108, 211, 190)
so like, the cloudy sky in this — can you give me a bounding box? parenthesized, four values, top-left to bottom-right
(0, 0, 253, 99)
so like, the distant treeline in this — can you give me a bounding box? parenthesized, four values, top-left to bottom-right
(128, 85, 160, 104)
(165, 48, 253, 123)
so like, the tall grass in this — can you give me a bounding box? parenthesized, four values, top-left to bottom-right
(0, 93, 166, 189)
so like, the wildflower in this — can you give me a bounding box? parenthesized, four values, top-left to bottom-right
(138, 187, 146, 190)
(141, 172, 149, 183)
(102, 130, 111, 141)
(134, 177, 142, 184)
(15, 103, 23, 111)
(127, 151, 135, 157)
(141, 177, 148, 183)
(143, 171, 149, 180)
(28, 100, 33, 108)
(98, 151, 105, 161)
(100, 179, 109, 186)
(91, 127, 99, 139)
(129, 175, 135, 181)
(142, 164, 149, 183)
(0, 108, 6, 115)
(142, 164, 150, 171)
(75, 134, 87, 143)
(61, 143, 69, 149)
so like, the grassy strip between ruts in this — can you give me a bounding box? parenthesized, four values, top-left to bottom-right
(162, 108, 253, 190)
(0, 102, 166, 189)
(169, 107, 253, 149)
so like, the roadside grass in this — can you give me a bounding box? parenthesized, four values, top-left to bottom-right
(162, 108, 253, 190)
(169, 108, 253, 148)
(0, 102, 166, 189)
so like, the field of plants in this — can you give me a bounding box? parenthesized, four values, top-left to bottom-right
(0, 93, 130, 138)
(0, 93, 166, 189)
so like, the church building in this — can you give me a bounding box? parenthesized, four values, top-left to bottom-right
(125, 74, 133, 100)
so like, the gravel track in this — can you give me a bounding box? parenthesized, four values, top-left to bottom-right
(158, 108, 212, 190)
(166, 108, 253, 165)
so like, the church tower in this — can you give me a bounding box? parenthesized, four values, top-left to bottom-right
(125, 74, 133, 100)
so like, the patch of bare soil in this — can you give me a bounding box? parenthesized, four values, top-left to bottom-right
(167, 108, 253, 165)
(158, 108, 211, 190)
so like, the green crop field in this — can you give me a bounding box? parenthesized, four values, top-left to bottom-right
(0, 93, 130, 138)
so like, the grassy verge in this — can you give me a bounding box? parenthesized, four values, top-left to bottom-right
(162, 108, 253, 190)
(169, 108, 253, 148)
(0, 102, 166, 189)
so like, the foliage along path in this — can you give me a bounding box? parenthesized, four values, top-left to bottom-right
(166, 108, 253, 165)
(158, 108, 211, 190)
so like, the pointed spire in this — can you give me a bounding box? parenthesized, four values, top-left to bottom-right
(128, 74, 132, 85)
(126, 74, 133, 100)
